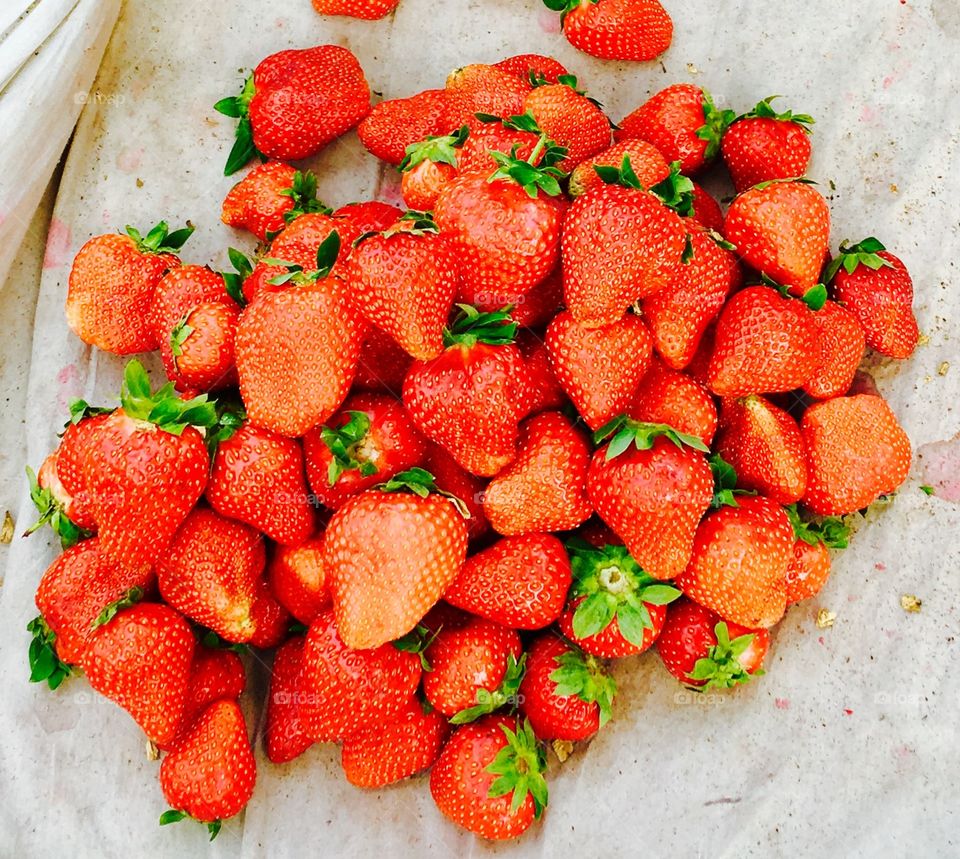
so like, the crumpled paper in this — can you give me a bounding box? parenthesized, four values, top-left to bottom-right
(2, 1, 959, 856)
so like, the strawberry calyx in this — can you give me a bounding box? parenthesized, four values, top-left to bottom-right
(385, 210, 440, 239)
(393, 623, 439, 671)
(280, 170, 332, 224)
(485, 718, 549, 818)
(686, 622, 763, 690)
(823, 236, 895, 283)
(377, 467, 471, 518)
(66, 399, 112, 427)
(708, 453, 756, 509)
(548, 644, 618, 726)
(170, 314, 193, 363)
(784, 503, 850, 549)
(451, 653, 526, 725)
(221, 248, 252, 307)
(736, 95, 815, 131)
(595, 157, 695, 216)
(119, 359, 218, 436)
(200, 628, 250, 655)
(159, 809, 222, 841)
(594, 415, 710, 460)
(214, 74, 263, 176)
(566, 539, 680, 647)
(206, 396, 246, 454)
(125, 221, 195, 256)
(694, 89, 736, 160)
(541, 0, 594, 25)
(24, 465, 90, 549)
(92, 587, 145, 628)
(264, 230, 341, 286)
(320, 411, 379, 485)
(398, 125, 469, 173)
(26, 615, 73, 690)
(760, 274, 828, 312)
(443, 304, 518, 348)
(483, 111, 568, 197)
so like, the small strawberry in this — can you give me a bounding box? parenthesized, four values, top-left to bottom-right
(215, 45, 371, 174)
(357, 89, 450, 166)
(399, 126, 468, 211)
(523, 77, 611, 172)
(800, 394, 912, 515)
(333, 200, 404, 234)
(568, 139, 670, 197)
(783, 504, 849, 604)
(516, 331, 568, 417)
(494, 54, 569, 85)
(826, 237, 919, 359)
(423, 444, 491, 542)
(66, 221, 192, 354)
(248, 590, 292, 649)
(546, 0, 673, 62)
(151, 264, 235, 344)
(455, 115, 540, 176)
(222, 164, 328, 240)
(265, 636, 314, 764)
(689, 182, 725, 233)
(353, 325, 414, 395)
(268, 534, 331, 625)
(628, 360, 718, 446)
(430, 715, 548, 840)
(26, 453, 95, 548)
(802, 299, 866, 399)
(161, 300, 240, 393)
(311, 0, 399, 19)
(178, 646, 246, 733)
(443, 64, 531, 129)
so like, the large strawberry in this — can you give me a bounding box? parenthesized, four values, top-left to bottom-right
(545, 0, 673, 62)
(802, 299, 866, 399)
(215, 45, 371, 174)
(443, 64, 531, 128)
(311, 0, 399, 19)
(357, 89, 450, 166)
(265, 636, 314, 764)
(221, 163, 328, 240)
(267, 534, 330, 625)
(628, 360, 718, 446)
(523, 78, 611, 172)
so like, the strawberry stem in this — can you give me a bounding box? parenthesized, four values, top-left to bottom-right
(486, 719, 549, 818)
(593, 415, 709, 459)
(119, 360, 218, 435)
(548, 646, 618, 727)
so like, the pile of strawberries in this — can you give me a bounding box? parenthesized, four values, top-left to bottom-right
(26, 28, 918, 844)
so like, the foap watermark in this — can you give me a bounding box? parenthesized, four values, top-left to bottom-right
(74, 90, 126, 107)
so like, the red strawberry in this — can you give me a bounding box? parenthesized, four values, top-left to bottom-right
(494, 54, 569, 85)
(557, 540, 680, 658)
(268, 534, 331, 625)
(333, 200, 404, 234)
(265, 637, 314, 764)
(151, 264, 234, 344)
(353, 325, 414, 395)
(724, 180, 830, 297)
(519, 634, 617, 741)
(180, 646, 246, 728)
(430, 715, 548, 840)
(656, 598, 769, 688)
(357, 89, 450, 166)
(676, 495, 794, 628)
(52, 408, 112, 509)
(800, 394, 912, 515)
(443, 64, 531, 128)
(721, 97, 814, 193)
(298, 609, 422, 741)
(423, 444, 491, 542)
(587, 419, 712, 581)
(523, 79, 611, 172)
(444, 534, 572, 629)
(311, 0, 399, 19)
(546, 310, 653, 430)
(342, 697, 450, 788)
(481, 411, 591, 535)
(247, 588, 292, 649)
(216, 45, 371, 174)
(303, 392, 429, 510)
(81, 602, 195, 747)
(399, 127, 467, 212)
(456, 116, 539, 176)
(568, 139, 670, 197)
(66, 222, 191, 354)
(783, 504, 849, 604)
(549, 0, 673, 62)
(161, 299, 239, 393)
(826, 238, 919, 359)
(707, 286, 821, 397)
(628, 361, 718, 446)
(802, 299, 866, 399)
(516, 331, 568, 417)
(222, 164, 328, 240)
(207, 421, 315, 546)
(324, 470, 469, 649)
(689, 182, 725, 233)
(27, 451, 96, 547)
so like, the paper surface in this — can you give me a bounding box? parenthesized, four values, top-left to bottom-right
(2, 1, 959, 856)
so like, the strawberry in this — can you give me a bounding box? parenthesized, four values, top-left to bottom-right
(222, 164, 328, 240)
(481, 411, 591, 535)
(26, 452, 96, 548)
(332, 200, 403, 234)
(783, 504, 849, 604)
(443, 64, 531, 128)
(641, 223, 742, 370)
(236, 233, 364, 437)
(341, 697, 450, 788)
(423, 443, 491, 542)
(353, 325, 414, 395)
(494, 54, 569, 85)
(161, 300, 239, 393)
(561, 159, 688, 328)
(568, 139, 669, 197)
(519, 634, 617, 741)
(689, 182, 725, 233)
(206, 420, 315, 545)
(265, 636, 314, 764)
(430, 715, 548, 840)
(557, 540, 680, 658)
(248, 588, 292, 649)
(215, 45, 371, 174)
(676, 495, 794, 628)
(715, 395, 808, 505)
(298, 609, 422, 741)
(826, 238, 919, 359)
(724, 180, 831, 298)
(324, 469, 469, 649)
(159, 700, 256, 836)
(311, 0, 399, 19)
(66, 222, 191, 354)
(303, 392, 428, 509)
(523, 78, 611, 172)
(656, 598, 769, 688)
(615, 85, 734, 173)
(455, 115, 540, 176)
(516, 331, 568, 417)
(707, 286, 821, 397)
(800, 394, 912, 515)
(628, 361, 718, 446)
(444, 534, 572, 629)
(357, 89, 450, 166)
(399, 127, 467, 212)
(347, 216, 460, 360)
(180, 646, 246, 730)
(268, 534, 331, 625)
(802, 300, 866, 399)
(546, 310, 653, 430)
(721, 97, 814, 193)
(547, 0, 673, 62)
(151, 264, 235, 344)
(587, 419, 712, 581)
(81, 602, 195, 747)
(156, 508, 267, 644)
(403, 307, 531, 477)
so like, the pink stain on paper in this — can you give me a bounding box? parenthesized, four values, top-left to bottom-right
(43, 218, 72, 269)
(538, 9, 562, 33)
(774, 698, 790, 710)
(917, 436, 960, 502)
(116, 147, 143, 174)
(56, 364, 81, 411)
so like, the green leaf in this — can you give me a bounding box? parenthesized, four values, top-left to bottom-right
(594, 416, 708, 459)
(207, 820, 222, 841)
(159, 809, 188, 826)
(784, 503, 850, 549)
(639, 584, 682, 606)
(802, 283, 828, 312)
(321, 410, 374, 485)
(695, 89, 737, 160)
(314, 229, 341, 274)
(451, 653, 526, 724)
(594, 154, 643, 190)
(92, 587, 143, 628)
(547, 647, 617, 727)
(485, 719, 548, 818)
(119, 359, 217, 432)
(920, 484, 935, 496)
(649, 162, 696, 217)
(170, 317, 193, 359)
(571, 591, 616, 640)
(26, 615, 72, 689)
(399, 125, 469, 172)
(737, 95, 814, 132)
(443, 303, 517, 348)
(224, 117, 258, 176)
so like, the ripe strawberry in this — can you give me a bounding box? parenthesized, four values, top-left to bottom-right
(546, 310, 653, 430)
(641, 223, 742, 369)
(311, 0, 399, 19)
(707, 286, 821, 397)
(801, 394, 912, 515)
(222, 164, 328, 240)
(519, 634, 617, 741)
(81, 602, 195, 747)
(547, 0, 673, 62)
(689, 182, 725, 233)
(587, 419, 712, 581)
(66, 222, 191, 354)
(676, 495, 794, 628)
(481, 411, 591, 535)
(615, 85, 734, 173)
(333, 200, 403, 234)
(324, 469, 469, 649)
(151, 264, 234, 344)
(724, 180, 830, 297)
(303, 392, 428, 510)
(444, 534, 572, 629)
(298, 609, 422, 741)
(826, 238, 919, 359)
(628, 361, 718, 446)
(268, 534, 331, 625)
(423, 443, 491, 542)
(557, 540, 679, 658)
(27, 451, 96, 547)
(357, 89, 450, 166)
(215, 45, 371, 174)
(248, 587, 292, 649)
(161, 300, 240, 393)
(783, 504, 849, 604)
(523, 79, 611, 172)
(715, 395, 808, 505)
(179, 646, 246, 730)
(265, 636, 314, 764)
(156, 508, 267, 644)
(568, 139, 670, 197)
(494, 54, 569, 85)
(443, 64, 531, 128)
(399, 127, 467, 211)
(159, 700, 256, 835)
(207, 421, 315, 546)
(562, 159, 688, 328)
(430, 715, 548, 841)
(656, 598, 769, 688)
(721, 97, 814, 192)
(342, 697, 450, 788)
(802, 300, 866, 399)
(403, 307, 531, 477)
(455, 115, 539, 176)
(353, 325, 414, 395)
(347, 218, 459, 360)
(516, 331, 568, 417)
